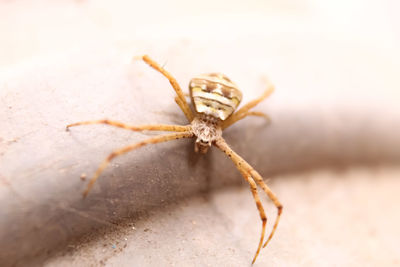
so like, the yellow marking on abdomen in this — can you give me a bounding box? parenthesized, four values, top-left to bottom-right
(189, 73, 242, 121)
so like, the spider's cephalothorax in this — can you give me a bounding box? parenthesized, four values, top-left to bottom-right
(189, 73, 242, 153)
(190, 115, 222, 154)
(67, 55, 281, 265)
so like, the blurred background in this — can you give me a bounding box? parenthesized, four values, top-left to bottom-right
(1, 0, 400, 266)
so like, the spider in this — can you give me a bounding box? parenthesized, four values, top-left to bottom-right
(66, 55, 282, 264)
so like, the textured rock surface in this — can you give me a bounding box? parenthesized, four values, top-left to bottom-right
(1, 1, 400, 266)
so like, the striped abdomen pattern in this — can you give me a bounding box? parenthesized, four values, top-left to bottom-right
(189, 73, 242, 121)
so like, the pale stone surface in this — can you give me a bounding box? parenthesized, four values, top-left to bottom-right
(44, 167, 400, 267)
(1, 1, 400, 266)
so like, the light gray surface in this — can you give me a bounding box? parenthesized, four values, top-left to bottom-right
(1, 48, 400, 267)
(1, 1, 400, 266)
(44, 167, 400, 267)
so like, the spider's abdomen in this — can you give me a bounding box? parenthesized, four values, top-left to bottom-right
(189, 73, 242, 121)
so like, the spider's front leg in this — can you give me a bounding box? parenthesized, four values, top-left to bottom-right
(249, 168, 283, 249)
(82, 131, 193, 197)
(240, 170, 268, 264)
(214, 138, 283, 264)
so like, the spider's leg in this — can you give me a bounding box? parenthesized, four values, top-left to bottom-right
(222, 111, 270, 130)
(241, 170, 268, 264)
(139, 55, 194, 122)
(214, 138, 267, 264)
(235, 81, 274, 117)
(214, 138, 283, 260)
(248, 169, 282, 248)
(222, 81, 274, 129)
(174, 96, 193, 121)
(66, 119, 191, 132)
(83, 131, 193, 197)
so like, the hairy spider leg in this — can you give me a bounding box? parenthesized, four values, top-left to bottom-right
(66, 119, 190, 132)
(214, 138, 282, 263)
(222, 83, 274, 129)
(222, 111, 271, 130)
(240, 169, 267, 264)
(82, 132, 193, 197)
(68, 55, 279, 264)
(140, 55, 194, 122)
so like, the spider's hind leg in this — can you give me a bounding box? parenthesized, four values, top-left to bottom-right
(222, 111, 271, 130)
(222, 81, 274, 129)
(138, 55, 194, 122)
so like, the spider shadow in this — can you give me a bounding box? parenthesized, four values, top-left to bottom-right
(185, 141, 214, 202)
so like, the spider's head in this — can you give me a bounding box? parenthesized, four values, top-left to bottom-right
(194, 138, 211, 154)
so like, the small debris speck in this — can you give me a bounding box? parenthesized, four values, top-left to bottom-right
(111, 244, 116, 249)
(80, 173, 87, 181)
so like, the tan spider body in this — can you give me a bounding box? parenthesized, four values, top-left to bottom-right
(67, 55, 282, 264)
